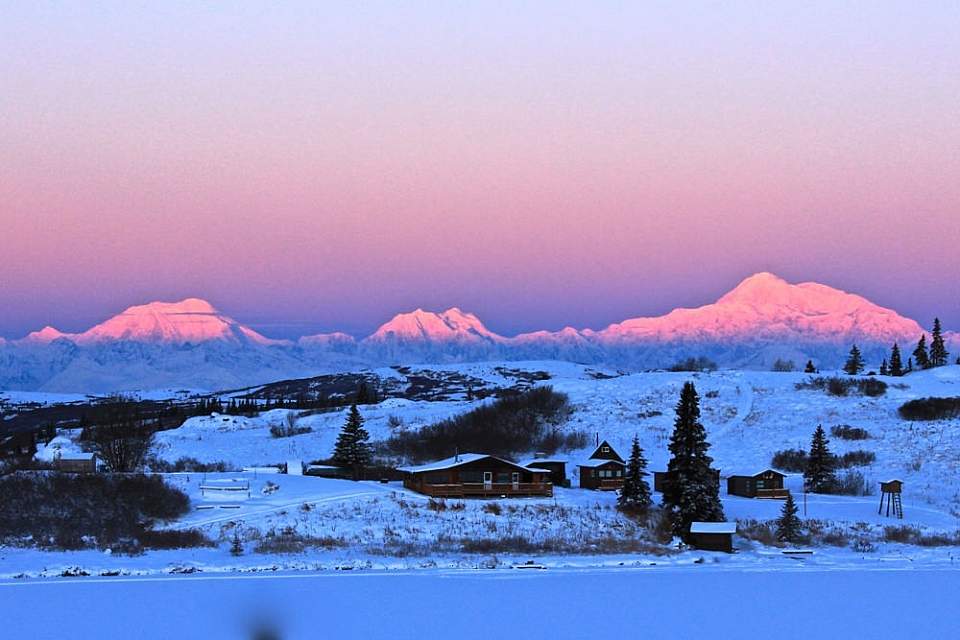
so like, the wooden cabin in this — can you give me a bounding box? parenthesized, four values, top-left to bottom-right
(518, 455, 567, 487)
(398, 453, 553, 498)
(688, 521, 736, 553)
(726, 469, 788, 499)
(653, 468, 722, 493)
(578, 440, 626, 490)
(53, 453, 97, 473)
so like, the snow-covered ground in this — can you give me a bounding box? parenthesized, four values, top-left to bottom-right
(7, 361, 960, 582)
(154, 361, 960, 516)
(2, 567, 958, 640)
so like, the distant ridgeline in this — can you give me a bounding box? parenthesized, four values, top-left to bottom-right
(1, 273, 955, 393)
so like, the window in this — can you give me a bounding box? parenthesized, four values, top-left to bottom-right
(602, 446, 610, 453)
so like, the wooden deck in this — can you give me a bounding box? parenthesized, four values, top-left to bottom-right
(410, 482, 553, 498)
(756, 488, 790, 499)
(598, 479, 625, 491)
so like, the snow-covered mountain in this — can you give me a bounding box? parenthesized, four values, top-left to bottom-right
(361, 308, 505, 362)
(0, 274, 951, 392)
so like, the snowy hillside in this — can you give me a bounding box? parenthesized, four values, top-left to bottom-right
(1, 273, 954, 392)
(150, 361, 960, 515)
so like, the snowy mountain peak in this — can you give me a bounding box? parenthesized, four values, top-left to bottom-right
(601, 272, 924, 345)
(368, 307, 502, 343)
(73, 298, 278, 346)
(20, 326, 72, 344)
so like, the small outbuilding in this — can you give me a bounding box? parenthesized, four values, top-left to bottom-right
(53, 453, 97, 474)
(578, 440, 626, 490)
(518, 454, 568, 487)
(688, 521, 736, 553)
(398, 453, 553, 498)
(726, 469, 788, 499)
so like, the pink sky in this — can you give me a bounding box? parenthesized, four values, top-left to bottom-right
(2, 3, 958, 338)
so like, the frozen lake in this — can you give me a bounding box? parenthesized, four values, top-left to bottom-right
(3, 567, 958, 639)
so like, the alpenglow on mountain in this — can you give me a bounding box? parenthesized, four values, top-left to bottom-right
(1, 273, 949, 392)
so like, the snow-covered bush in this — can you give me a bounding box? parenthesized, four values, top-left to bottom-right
(898, 396, 960, 421)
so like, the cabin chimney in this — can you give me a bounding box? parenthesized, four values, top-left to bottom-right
(454, 446, 460, 463)
(596, 432, 600, 447)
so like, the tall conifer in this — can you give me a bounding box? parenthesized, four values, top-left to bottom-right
(913, 335, 931, 370)
(804, 424, 835, 493)
(930, 318, 949, 367)
(889, 343, 904, 377)
(333, 404, 372, 480)
(618, 435, 652, 514)
(662, 382, 724, 538)
(843, 345, 864, 375)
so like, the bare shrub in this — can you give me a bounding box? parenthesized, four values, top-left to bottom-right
(830, 425, 870, 440)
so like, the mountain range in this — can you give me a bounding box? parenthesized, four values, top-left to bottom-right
(1, 273, 954, 393)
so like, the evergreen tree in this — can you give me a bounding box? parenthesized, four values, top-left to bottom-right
(879, 359, 889, 376)
(843, 345, 864, 375)
(913, 335, 930, 370)
(332, 404, 372, 480)
(906, 357, 914, 373)
(618, 435, 652, 514)
(889, 343, 904, 377)
(662, 382, 724, 538)
(804, 360, 816, 374)
(804, 424, 836, 493)
(930, 318, 949, 367)
(775, 493, 802, 543)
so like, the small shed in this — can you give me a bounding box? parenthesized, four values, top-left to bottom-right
(688, 521, 736, 553)
(726, 469, 788, 499)
(577, 440, 626, 490)
(54, 453, 97, 474)
(519, 455, 567, 487)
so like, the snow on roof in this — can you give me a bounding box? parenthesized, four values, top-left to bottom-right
(398, 453, 546, 474)
(518, 457, 567, 467)
(578, 458, 626, 468)
(727, 468, 785, 478)
(690, 522, 737, 534)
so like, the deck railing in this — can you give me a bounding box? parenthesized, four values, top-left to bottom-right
(756, 488, 790, 499)
(599, 479, 625, 490)
(415, 482, 553, 498)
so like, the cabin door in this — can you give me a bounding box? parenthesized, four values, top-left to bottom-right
(483, 472, 493, 490)
(511, 472, 520, 490)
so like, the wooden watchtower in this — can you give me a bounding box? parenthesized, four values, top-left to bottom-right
(878, 479, 903, 519)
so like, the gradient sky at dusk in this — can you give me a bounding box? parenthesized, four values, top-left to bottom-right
(2, 2, 958, 339)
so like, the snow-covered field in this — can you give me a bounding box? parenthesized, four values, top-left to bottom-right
(2, 568, 958, 640)
(153, 361, 960, 515)
(6, 361, 960, 585)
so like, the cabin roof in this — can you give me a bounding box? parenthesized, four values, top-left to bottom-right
(398, 453, 546, 474)
(727, 468, 785, 479)
(578, 458, 626, 469)
(518, 457, 567, 467)
(690, 522, 737, 534)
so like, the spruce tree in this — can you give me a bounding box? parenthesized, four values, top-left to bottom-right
(843, 345, 864, 375)
(889, 343, 904, 377)
(618, 435, 652, 514)
(662, 382, 724, 538)
(879, 359, 888, 376)
(775, 493, 802, 543)
(930, 318, 949, 367)
(913, 335, 930, 370)
(804, 424, 836, 493)
(332, 404, 372, 480)
(906, 357, 914, 373)
(804, 360, 816, 374)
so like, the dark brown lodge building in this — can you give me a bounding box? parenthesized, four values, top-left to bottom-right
(398, 453, 553, 498)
